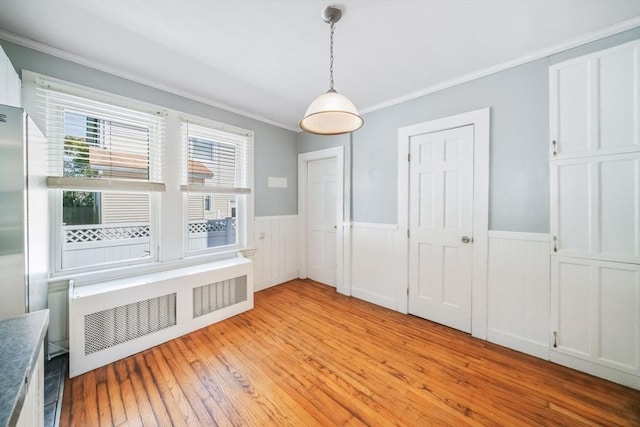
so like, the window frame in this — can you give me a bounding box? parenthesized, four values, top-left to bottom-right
(180, 116, 254, 257)
(22, 71, 254, 285)
(33, 74, 167, 276)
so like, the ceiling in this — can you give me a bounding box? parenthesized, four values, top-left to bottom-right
(0, 1, 638, 131)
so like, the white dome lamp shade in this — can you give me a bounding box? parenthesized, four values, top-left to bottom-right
(299, 6, 363, 135)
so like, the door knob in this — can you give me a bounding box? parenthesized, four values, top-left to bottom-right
(461, 236, 472, 243)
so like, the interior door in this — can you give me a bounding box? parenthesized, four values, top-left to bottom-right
(408, 125, 474, 333)
(307, 157, 337, 286)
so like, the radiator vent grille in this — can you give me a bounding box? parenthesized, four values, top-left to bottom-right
(193, 276, 247, 318)
(84, 293, 177, 355)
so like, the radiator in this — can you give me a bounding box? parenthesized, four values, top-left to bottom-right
(68, 256, 253, 377)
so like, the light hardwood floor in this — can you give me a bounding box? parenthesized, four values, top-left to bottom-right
(61, 279, 640, 426)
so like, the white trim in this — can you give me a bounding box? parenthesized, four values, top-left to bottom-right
(1, 30, 297, 132)
(5, 19, 637, 131)
(361, 18, 640, 116)
(49, 250, 243, 286)
(487, 330, 550, 360)
(398, 107, 491, 338)
(179, 113, 254, 137)
(254, 272, 298, 292)
(351, 222, 399, 230)
(550, 351, 640, 390)
(488, 230, 551, 242)
(298, 147, 346, 294)
(25, 70, 168, 116)
(255, 215, 298, 222)
(351, 288, 397, 311)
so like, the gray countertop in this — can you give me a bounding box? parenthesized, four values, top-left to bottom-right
(0, 310, 49, 427)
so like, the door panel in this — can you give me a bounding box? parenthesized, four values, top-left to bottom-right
(599, 157, 638, 257)
(307, 158, 337, 286)
(599, 47, 637, 150)
(556, 161, 591, 253)
(550, 41, 640, 159)
(551, 152, 640, 263)
(551, 257, 640, 375)
(553, 258, 591, 357)
(598, 265, 639, 370)
(557, 61, 591, 155)
(409, 125, 474, 333)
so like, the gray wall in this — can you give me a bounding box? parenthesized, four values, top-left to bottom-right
(0, 39, 298, 217)
(299, 28, 640, 233)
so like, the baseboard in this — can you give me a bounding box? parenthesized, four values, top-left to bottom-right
(487, 329, 549, 360)
(255, 215, 298, 222)
(550, 351, 640, 390)
(254, 272, 298, 292)
(351, 288, 397, 311)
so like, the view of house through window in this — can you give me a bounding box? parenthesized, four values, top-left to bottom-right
(60, 111, 153, 268)
(38, 76, 251, 274)
(183, 123, 251, 252)
(186, 136, 238, 250)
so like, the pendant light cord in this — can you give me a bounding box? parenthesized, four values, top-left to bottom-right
(329, 20, 335, 91)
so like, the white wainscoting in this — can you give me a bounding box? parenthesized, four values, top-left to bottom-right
(253, 216, 299, 291)
(487, 231, 551, 359)
(349, 223, 404, 311)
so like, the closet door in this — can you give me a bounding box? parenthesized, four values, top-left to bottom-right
(549, 40, 640, 159)
(551, 257, 640, 377)
(550, 152, 640, 264)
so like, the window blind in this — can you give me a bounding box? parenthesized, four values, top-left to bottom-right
(36, 79, 166, 192)
(180, 121, 253, 194)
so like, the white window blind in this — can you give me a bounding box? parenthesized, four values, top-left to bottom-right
(36, 79, 166, 192)
(180, 120, 253, 194)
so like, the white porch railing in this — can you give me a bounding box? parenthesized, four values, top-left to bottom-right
(62, 218, 236, 268)
(62, 223, 151, 269)
(187, 218, 236, 251)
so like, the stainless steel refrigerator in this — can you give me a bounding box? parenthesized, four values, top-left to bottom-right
(0, 104, 49, 319)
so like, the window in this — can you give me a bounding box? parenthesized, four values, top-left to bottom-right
(37, 79, 165, 273)
(181, 120, 253, 253)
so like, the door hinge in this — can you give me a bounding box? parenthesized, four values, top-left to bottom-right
(552, 236, 558, 252)
(407, 229, 410, 238)
(552, 140, 557, 156)
(553, 331, 558, 348)
(408, 153, 411, 162)
(406, 287, 409, 295)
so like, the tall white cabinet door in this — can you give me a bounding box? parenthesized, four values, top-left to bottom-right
(549, 40, 640, 159)
(550, 152, 640, 264)
(550, 40, 640, 390)
(551, 257, 640, 377)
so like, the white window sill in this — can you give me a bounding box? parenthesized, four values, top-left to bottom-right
(49, 249, 247, 287)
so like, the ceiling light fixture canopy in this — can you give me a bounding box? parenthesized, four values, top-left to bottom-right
(299, 6, 363, 135)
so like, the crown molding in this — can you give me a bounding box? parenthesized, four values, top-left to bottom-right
(2, 15, 638, 131)
(359, 16, 640, 115)
(0, 29, 299, 132)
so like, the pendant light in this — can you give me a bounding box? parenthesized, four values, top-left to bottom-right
(299, 6, 363, 135)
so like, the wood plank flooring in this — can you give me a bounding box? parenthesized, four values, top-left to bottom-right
(61, 279, 640, 426)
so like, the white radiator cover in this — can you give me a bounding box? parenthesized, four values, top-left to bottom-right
(69, 256, 253, 377)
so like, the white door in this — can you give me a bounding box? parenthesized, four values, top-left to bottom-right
(307, 158, 337, 286)
(408, 125, 474, 333)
